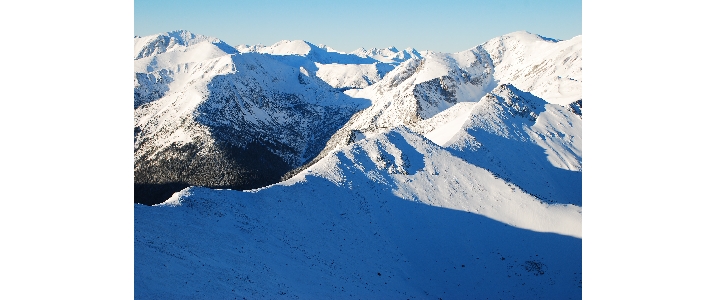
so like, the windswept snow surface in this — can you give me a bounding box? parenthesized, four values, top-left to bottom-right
(135, 30, 582, 299)
(483, 32, 582, 105)
(415, 83, 582, 206)
(136, 128, 581, 299)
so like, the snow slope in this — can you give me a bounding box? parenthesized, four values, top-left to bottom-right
(136, 127, 581, 299)
(483, 32, 582, 105)
(417, 83, 582, 206)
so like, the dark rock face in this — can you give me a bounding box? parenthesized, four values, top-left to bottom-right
(195, 73, 361, 168)
(134, 141, 291, 205)
(493, 83, 542, 121)
(567, 99, 582, 117)
(134, 53, 368, 205)
(134, 70, 172, 109)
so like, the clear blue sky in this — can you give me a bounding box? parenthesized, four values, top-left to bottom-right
(135, 0, 581, 53)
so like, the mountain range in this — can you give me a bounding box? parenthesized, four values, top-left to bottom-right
(134, 30, 582, 299)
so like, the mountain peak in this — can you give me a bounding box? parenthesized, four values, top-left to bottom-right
(261, 39, 317, 56)
(134, 30, 237, 59)
(501, 31, 561, 43)
(166, 29, 197, 42)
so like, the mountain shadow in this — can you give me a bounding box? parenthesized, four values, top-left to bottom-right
(134, 141, 290, 205)
(448, 128, 582, 206)
(444, 86, 581, 206)
(135, 175, 581, 299)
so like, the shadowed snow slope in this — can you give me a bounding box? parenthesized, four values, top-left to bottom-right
(136, 127, 581, 299)
(416, 83, 582, 206)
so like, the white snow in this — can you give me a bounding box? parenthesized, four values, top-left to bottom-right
(421, 102, 477, 146)
(315, 63, 384, 89)
(258, 39, 314, 56)
(483, 31, 582, 105)
(350, 46, 424, 64)
(305, 127, 582, 238)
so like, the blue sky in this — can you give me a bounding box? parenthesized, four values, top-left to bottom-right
(135, 0, 581, 53)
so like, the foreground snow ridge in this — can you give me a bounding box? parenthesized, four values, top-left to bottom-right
(282, 127, 581, 238)
(135, 30, 582, 299)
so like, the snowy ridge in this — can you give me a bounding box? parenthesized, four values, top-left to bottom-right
(482, 31, 582, 105)
(134, 125, 581, 299)
(417, 83, 582, 206)
(315, 63, 394, 89)
(134, 30, 238, 60)
(350, 46, 425, 64)
(136, 126, 581, 298)
(288, 126, 581, 237)
(235, 40, 424, 90)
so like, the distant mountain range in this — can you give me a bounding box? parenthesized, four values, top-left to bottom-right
(134, 30, 582, 299)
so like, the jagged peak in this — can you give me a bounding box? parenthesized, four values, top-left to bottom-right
(235, 44, 266, 53)
(469, 31, 565, 54)
(496, 82, 518, 92)
(492, 83, 531, 100)
(486, 83, 547, 115)
(154, 29, 221, 46)
(352, 47, 367, 53)
(316, 44, 342, 53)
(134, 30, 237, 59)
(403, 47, 418, 53)
(167, 29, 199, 43)
(500, 31, 561, 43)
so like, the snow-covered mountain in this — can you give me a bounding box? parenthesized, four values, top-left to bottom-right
(350, 46, 426, 64)
(484, 32, 582, 106)
(415, 83, 582, 206)
(134, 32, 370, 204)
(291, 32, 582, 180)
(134, 30, 582, 298)
(237, 39, 423, 90)
(134, 30, 238, 60)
